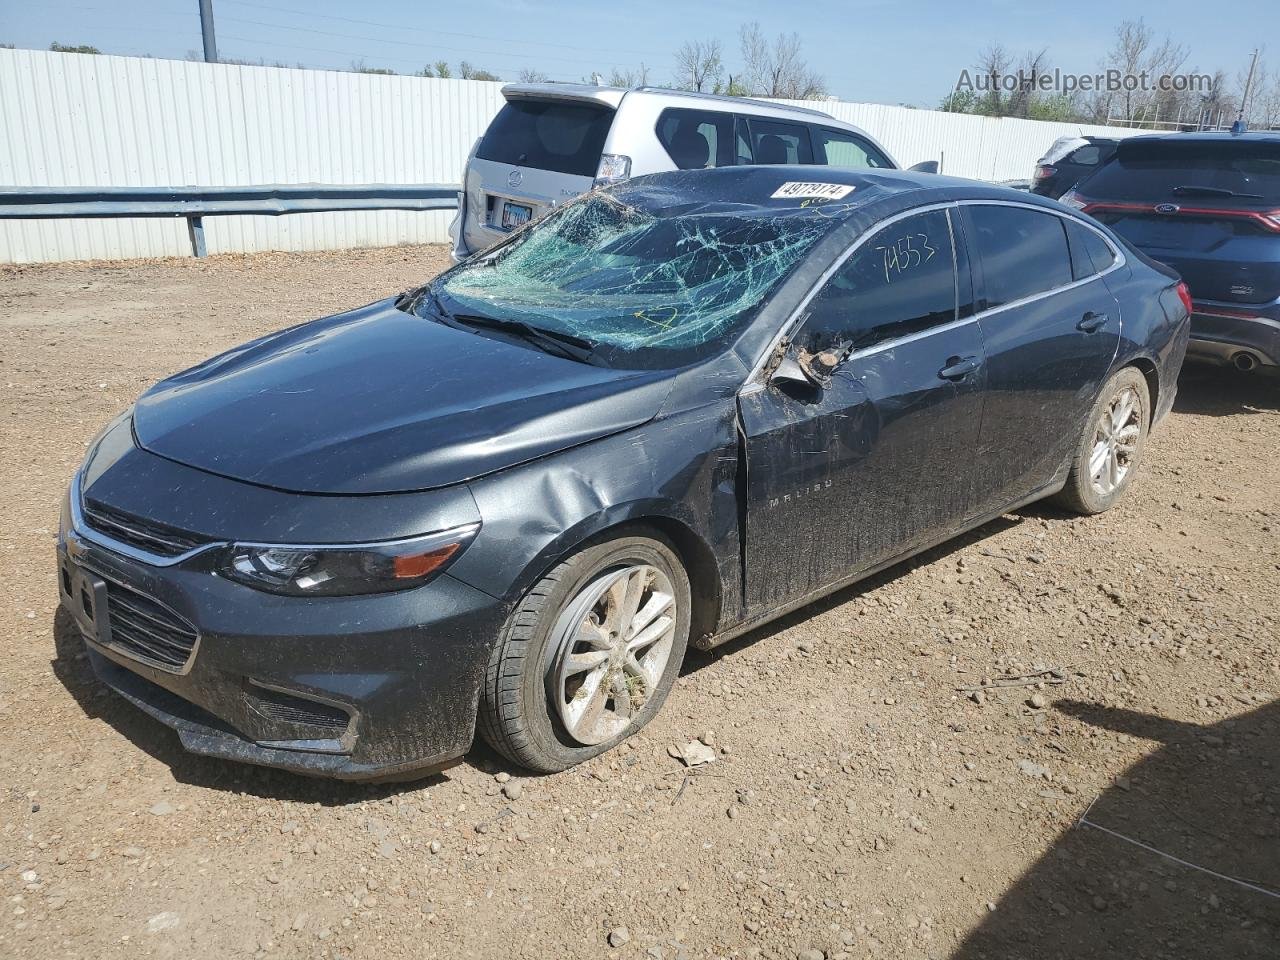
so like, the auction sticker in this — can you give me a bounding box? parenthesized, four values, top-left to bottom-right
(771, 182, 856, 200)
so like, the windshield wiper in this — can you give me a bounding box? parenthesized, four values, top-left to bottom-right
(1170, 184, 1264, 199)
(450, 313, 598, 363)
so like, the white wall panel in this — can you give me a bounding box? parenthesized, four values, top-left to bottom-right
(0, 48, 1144, 264)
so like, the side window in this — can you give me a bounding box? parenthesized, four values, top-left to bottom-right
(1066, 144, 1103, 166)
(1065, 220, 1117, 279)
(799, 209, 957, 353)
(747, 119, 813, 165)
(967, 205, 1073, 308)
(734, 117, 753, 164)
(813, 127, 891, 169)
(655, 109, 733, 170)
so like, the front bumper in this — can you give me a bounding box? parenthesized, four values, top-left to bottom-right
(57, 505, 506, 781)
(1187, 300, 1280, 368)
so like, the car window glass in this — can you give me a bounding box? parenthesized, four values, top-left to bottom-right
(655, 109, 734, 170)
(734, 117, 753, 164)
(814, 128, 890, 169)
(968, 205, 1073, 307)
(799, 209, 957, 353)
(1068, 145, 1103, 166)
(475, 99, 614, 177)
(748, 119, 813, 165)
(1064, 220, 1117, 281)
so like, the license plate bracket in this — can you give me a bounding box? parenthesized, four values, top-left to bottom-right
(500, 200, 532, 230)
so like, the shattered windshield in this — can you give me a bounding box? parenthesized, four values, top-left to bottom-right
(432, 191, 837, 368)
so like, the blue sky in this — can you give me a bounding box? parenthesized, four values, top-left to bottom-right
(0, 0, 1272, 106)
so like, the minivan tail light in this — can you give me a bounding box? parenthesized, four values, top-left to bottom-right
(1175, 281, 1194, 316)
(594, 154, 631, 186)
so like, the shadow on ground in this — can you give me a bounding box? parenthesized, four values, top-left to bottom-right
(1173, 361, 1280, 417)
(952, 699, 1279, 959)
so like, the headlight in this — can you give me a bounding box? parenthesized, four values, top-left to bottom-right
(218, 523, 479, 596)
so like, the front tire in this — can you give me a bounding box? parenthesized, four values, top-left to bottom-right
(1053, 366, 1150, 515)
(478, 533, 691, 773)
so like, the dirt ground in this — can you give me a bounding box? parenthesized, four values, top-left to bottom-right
(1, 247, 1277, 960)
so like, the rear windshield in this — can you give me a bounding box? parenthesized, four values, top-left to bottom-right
(434, 192, 836, 369)
(475, 99, 614, 177)
(1083, 140, 1280, 203)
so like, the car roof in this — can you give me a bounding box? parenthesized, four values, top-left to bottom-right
(616, 165, 1061, 221)
(1119, 130, 1280, 146)
(501, 83, 851, 125)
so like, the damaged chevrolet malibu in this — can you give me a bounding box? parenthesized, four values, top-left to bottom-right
(58, 167, 1190, 780)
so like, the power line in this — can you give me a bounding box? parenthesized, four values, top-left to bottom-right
(217, 14, 673, 69)
(218, 0, 673, 60)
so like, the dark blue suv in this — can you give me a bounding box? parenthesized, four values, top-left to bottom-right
(1064, 132, 1280, 372)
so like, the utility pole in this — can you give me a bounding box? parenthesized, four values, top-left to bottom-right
(1238, 48, 1259, 124)
(199, 0, 218, 63)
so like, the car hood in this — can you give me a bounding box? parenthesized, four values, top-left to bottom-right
(133, 299, 674, 494)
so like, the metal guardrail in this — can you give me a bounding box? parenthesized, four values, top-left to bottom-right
(0, 184, 460, 257)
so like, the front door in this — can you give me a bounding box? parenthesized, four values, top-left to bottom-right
(738, 206, 987, 616)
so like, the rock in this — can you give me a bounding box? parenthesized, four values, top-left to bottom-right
(502, 782, 523, 801)
(671, 740, 716, 767)
(20, 869, 39, 884)
(969, 690, 986, 705)
(429, 840, 442, 855)
(149, 801, 175, 816)
(608, 925, 631, 947)
(495, 772, 511, 784)
(1017, 759, 1050, 780)
(146, 911, 181, 933)
(120, 846, 145, 859)
(698, 730, 716, 747)
(798, 949, 825, 960)
(1028, 693, 1048, 710)
(280, 820, 299, 835)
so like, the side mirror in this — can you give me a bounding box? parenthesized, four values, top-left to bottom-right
(908, 160, 939, 175)
(771, 345, 839, 389)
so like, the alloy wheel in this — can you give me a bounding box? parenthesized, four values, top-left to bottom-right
(1089, 386, 1142, 496)
(549, 564, 677, 746)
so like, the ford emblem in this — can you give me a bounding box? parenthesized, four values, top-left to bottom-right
(1154, 203, 1180, 214)
(507, 169, 523, 188)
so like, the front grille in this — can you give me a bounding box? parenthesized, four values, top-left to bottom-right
(104, 581, 198, 670)
(82, 499, 211, 558)
(245, 686, 350, 731)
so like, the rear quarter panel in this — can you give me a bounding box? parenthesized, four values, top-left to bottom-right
(1103, 257, 1190, 423)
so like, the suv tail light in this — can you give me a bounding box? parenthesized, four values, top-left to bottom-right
(1175, 281, 1194, 316)
(1059, 190, 1089, 210)
(594, 154, 632, 186)
(1034, 164, 1057, 181)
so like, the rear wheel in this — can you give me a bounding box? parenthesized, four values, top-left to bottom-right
(1053, 367, 1150, 515)
(478, 533, 691, 772)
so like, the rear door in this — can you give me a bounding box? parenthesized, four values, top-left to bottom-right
(1076, 139, 1280, 307)
(463, 96, 615, 253)
(738, 206, 987, 614)
(962, 203, 1121, 512)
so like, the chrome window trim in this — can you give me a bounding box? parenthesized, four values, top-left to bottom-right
(741, 198, 1128, 394)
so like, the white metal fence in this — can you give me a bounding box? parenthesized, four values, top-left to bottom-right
(0, 48, 1144, 264)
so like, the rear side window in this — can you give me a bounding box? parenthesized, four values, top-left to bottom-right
(655, 109, 734, 170)
(813, 127, 891, 169)
(1066, 144, 1104, 166)
(747, 119, 813, 165)
(1083, 140, 1280, 202)
(800, 209, 957, 353)
(476, 99, 614, 177)
(1064, 220, 1117, 280)
(968, 205, 1073, 307)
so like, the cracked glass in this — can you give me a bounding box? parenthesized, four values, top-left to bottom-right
(434, 190, 839, 368)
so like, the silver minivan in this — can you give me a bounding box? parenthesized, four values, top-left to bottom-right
(448, 84, 926, 260)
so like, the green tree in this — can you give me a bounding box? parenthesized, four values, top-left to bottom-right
(50, 42, 100, 54)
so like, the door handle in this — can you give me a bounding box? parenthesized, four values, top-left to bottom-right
(938, 355, 980, 381)
(1078, 311, 1109, 333)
